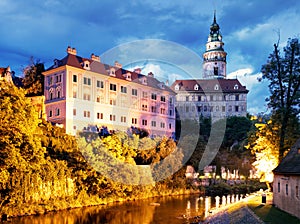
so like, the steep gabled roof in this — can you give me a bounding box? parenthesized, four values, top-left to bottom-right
(273, 138, 300, 175)
(170, 79, 248, 93)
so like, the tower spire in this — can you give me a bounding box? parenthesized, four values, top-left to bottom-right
(202, 11, 227, 79)
(213, 10, 217, 24)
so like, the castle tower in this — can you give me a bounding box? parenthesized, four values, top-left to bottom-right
(203, 11, 227, 79)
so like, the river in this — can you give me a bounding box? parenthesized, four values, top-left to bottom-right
(10, 194, 219, 224)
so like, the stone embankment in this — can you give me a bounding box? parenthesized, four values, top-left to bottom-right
(199, 193, 266, 224)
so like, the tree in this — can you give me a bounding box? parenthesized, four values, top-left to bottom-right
(246, 120, 281, 190)
(22, 57, 45, 96)
(261, 38, 300, 161)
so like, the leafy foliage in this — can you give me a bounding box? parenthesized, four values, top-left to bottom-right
(22, 57, 45, 96)
(261, 38, 300, 160)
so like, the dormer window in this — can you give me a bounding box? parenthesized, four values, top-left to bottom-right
(158, 82, 165, 89)
(83, 61, 90, 70)
(214, 84, 219, 90)
(234, 84, 239, 90)
(54, 59, 59, 68)
(175, 84, 180, 91)
(194, 84, 199, 91)
(109, 68, 115, 77)
(126, 72, 131, 81)
(141, 77, 147, 85)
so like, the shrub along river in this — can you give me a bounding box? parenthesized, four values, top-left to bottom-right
(9, 194, 245, 224)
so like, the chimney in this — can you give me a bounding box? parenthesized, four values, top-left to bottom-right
(134, 68, 141, 74)
(67, 46, 77, 55)
(91, 53, 101, 62)
(114, 61, 122, 68)
(148, 72, 154, 77)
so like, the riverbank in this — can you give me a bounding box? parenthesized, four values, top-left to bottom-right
(2, 187, 201, 221)
(200, 191, 300, 224)
(201, 193, 264, 224)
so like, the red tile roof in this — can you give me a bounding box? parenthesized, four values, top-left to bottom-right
(46, 52, 175, 94)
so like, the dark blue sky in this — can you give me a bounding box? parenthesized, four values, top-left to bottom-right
(1, 0, 299, 114)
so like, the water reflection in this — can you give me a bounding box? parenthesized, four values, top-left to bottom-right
(10, 195, 217, 224)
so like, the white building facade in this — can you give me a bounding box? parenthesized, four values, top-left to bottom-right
(43, 47, 176, 137)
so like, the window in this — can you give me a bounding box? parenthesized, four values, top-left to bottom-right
(160, 108, 165, 114)
(84, 111, 90, 118)
(142, 91, 148, 98)
(73, 75, 77, 82)
(73, 90, 77, 98)
(161, 96, 166, 102)
(234, 84, 239, 90)
(97, 113, 103, 119)
(142, 119, 147, 126)
(132, 89, 138, 96)
(175, 84, 179, 91)
(151, 106, 156, 113)
(110, 83, 117, 91)
(142, 104, 148, 111)
(186, 96, 189, 101)
(278, 182, 280, 193)
(84, 77, 91, 85)
(50, 92, 53, 100)
(228, 105, 232, 112)
(169, 110, 173, 116)
(132, 118, 137, 124)
(73, 109, 76, 116)
(235, 95, 239, 101)
(56, 74, 62, 83)
(204, 106, 207, 112)
(55, 108, 60, 116)
(197, 106, 202, 112)
(194, 84, 199, 90)
(97, 80, 104, 88)
(151, 121, 156, 127)
(235, 106, 239, 112)
(83, 93, 91, 101)
(160, 122, 165, 129)
(169, 97, 173, 104)
(110, 114, 116, 121)
(151, 93, 157, 100)
(214, 84, 219, 90)
(121, 86, 127, 93)
(121, 116, 126, 123)
(169, 123, 172, 129)
(109, 99, 116, 105)
(48, 76, 53, 85)
(286, 184, 288, 195)
(222, 106, 226, 112)
(198, 96, 201, 101)
(49, 110, 52, 117)
(186, 106, 189, 113)
(57, 90, 61, 98)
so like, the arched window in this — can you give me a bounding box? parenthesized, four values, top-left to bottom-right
(194, 84, 199, 90)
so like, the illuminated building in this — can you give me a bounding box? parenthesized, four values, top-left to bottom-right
(273, 139, 300, 220)
(171, 11, 248, 120)
(43, 47, 176, 137)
